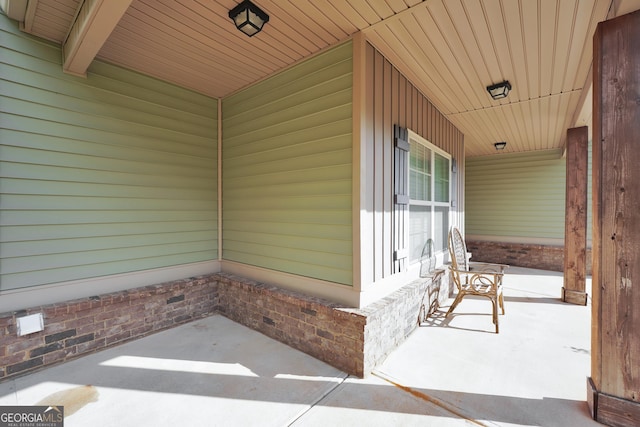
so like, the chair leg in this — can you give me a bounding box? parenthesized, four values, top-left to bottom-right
(499, 292, 505, 315)
(491, 297, 499, 334)
(446, 293, 465, 316)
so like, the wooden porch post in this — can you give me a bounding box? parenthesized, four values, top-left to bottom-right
(589, 10, 640, 427)
(562, 126, 588, 305)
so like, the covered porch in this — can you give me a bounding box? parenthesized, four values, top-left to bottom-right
(2, 1, 640, 425)
(0, 267, 596, 426)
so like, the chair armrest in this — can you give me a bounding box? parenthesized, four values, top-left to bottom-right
(449, 266, 504, 291)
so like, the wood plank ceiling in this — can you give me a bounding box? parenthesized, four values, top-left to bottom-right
(11, 0, 640, 156)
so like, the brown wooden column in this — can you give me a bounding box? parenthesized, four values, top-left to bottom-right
(563, 126, 588, 305)
(589, 10, 640, 427)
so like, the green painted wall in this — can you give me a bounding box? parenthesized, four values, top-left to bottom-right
(466, 146, 593, 243)
(466, 150, 567, 240)
(0, 15, 218, 291)
(222, 42, 353, 286)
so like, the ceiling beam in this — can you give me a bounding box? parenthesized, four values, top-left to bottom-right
(0, 0, 28, 22)
(62, 0, 133, 77)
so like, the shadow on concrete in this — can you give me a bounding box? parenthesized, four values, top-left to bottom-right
(2, 350, 593, 426)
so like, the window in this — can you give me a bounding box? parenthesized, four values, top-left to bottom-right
(408, 133, 451, 262)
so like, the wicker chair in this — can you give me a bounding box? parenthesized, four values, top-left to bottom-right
(446, 227, 508, 333)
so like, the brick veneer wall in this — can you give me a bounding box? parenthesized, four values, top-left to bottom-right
(216, 272, 450, 377)
(1, 272, 449, 381)
(356, 270, 451, 374)
(466, 240, 593, 275)
(0, 276, 218, 381)
(215, 273, 367, 375)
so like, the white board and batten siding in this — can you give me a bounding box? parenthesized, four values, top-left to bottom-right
(222, 42, 353, 287)
(0, 15, 218, 310)
(359, 42, 465, 290)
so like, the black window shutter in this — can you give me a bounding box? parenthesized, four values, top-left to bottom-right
(393, 125, 409, 272)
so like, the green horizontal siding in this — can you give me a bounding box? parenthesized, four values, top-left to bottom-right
(222, 41, 353, 286)
(0, 15, 218, 291)
(466, 150, 567, 240)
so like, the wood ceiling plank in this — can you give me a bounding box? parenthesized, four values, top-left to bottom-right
(37, 2, 77, 23)
(365, 0, 395, 19)
(561, 0, 595, 92)
(104, 14, 264, 84)
(326, 0, 370, 28)
(347, 0, 386, 24)
(258, 0, 330, 49)
(461, 0, 501, 90)
(517, 98, 538, 151)
(480, 0, 515, 93)
(391, 14, 468, 114)
(290, 0, 347, 42)
(98, 41, 237, 98)
(573, 0, 611, 88)
(117, 8, 275, 76)
(171, 0, 307, 61)
(501, 0, 528, 100)
(521, 0, 540, 99)
(386, 0, 410, 14)
(551, 0, 578, 95)
(499, 104, 528, 153)
(366, 25, 459, 115)
(451, 113, 495, 156)
(555, 91, 581, 150)
(410, 4, 478, 113)
(487, 107, 522, 150)
(32, 13, 71, 40)
(308, 0, 360, 35)
(540, 94, 555, 150)
(98, 31, 243, 86)
(442, 0, 494, 109)
(559, 90, 582, 150)
(457, 112, 496, 151)
(539, 0, 557, 96)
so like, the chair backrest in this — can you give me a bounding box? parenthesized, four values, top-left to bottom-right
(448, 227, 469, 272)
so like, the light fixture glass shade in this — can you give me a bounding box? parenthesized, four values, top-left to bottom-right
(486, 80, 512, 100)
(494, 142, 507, 150)
(229, 0, 269, 37)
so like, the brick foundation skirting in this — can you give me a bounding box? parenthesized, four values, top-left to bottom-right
(0, 276, 218, 381)
(1, 272, 450, 381)
(466, 240, 592, 275)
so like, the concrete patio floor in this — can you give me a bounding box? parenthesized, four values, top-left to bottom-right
(0, 267, 598, 426)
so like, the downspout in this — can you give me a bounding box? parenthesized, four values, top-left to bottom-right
(218, 98, 223, 262)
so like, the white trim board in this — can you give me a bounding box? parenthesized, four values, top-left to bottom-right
(220, 260, 431, 309)
(0, 260, 220, 314)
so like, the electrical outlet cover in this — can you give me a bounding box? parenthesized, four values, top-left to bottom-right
(17, 313, 44, 336)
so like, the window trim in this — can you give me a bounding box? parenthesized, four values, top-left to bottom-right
(407, 130, 452, 268)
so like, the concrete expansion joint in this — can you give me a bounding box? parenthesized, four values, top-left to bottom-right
(287, 372, 349, 425)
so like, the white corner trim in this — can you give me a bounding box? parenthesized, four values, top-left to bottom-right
(0, 260, 221, 314)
